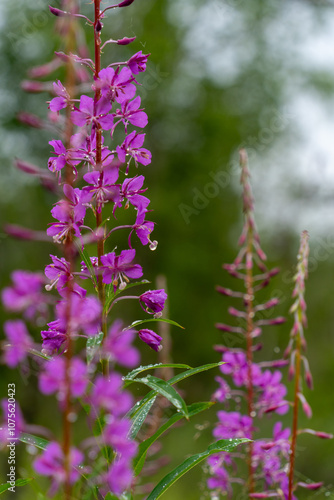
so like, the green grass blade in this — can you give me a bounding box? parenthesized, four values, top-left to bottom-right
(134, 402, 214, 475)
(146, 439, 250, 499)
(127, 375, 188, 418)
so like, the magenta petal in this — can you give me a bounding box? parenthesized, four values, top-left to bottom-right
(118, 249, 136, 265)
(49, 96, 67, 112)
(129, 111, 148, 128)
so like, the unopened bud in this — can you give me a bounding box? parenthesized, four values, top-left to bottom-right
(95, 20, 103, 32)
(117, 36, 136, 45)
(118, 0, 135, 6)
(17, 112, 44, 128)
(297, 482, 323, 490)
(298, 392, 312, 418)
(305, 370, 313, 390)
(21, 80, 46, 93)
(49, 6, 66, 16)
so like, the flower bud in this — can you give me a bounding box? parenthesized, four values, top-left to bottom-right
(117, 36, 136, 45)
(118, 0, 135, 6)
(49, 6, 66, 16)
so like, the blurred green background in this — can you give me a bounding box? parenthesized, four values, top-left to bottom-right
(1, 0, 334, 498)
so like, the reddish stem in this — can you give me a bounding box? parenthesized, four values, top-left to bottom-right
(245, 232, 255, 496)
(93, 0, 108, 375)
(62, 2, 77, 498)
(288, 334, 301, 500)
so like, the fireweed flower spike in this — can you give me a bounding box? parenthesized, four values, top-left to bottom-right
(286, 231, 331, 499)
(208, 150, 292, 498)
(1, 0, 172, 497)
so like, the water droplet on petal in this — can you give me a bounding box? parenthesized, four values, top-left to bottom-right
(149, 240, 158, 251)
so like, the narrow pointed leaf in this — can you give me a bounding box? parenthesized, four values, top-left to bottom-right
(168, 362, 224, 385)
(126, 392, 156, 419)
(28, 348, 52, 360)
(86, 331, 104, 364)
(124, 318, 184, 331)
(19, 432, 49, 450)
(134, 402, 214, 475)
(0, 478, 34, 494)
(128, 396, 156, 439)
(146, 439, 250, 499)
(76, 243, 98, 288)
(125, 363, 191, 383)
(126, 375, 188, 418)
(104, 279, 150, 313)
(127, 362, 223, 425)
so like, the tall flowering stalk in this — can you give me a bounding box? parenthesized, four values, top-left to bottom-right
(285, 231, 332, 499)
(287, 231, 310, 500)
(208, 153, 332, 499)
(1, 0, 170, 497)
(208, 149, 287, 498)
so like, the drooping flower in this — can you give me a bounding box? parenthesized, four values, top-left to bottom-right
(139, 289, 167, 315)
(138, 328, 162, 352)
(2, 320, 33, 368)
(132, 209, 156, 247)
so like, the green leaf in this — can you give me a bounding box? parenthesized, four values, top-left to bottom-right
(167, 362, 224, 385)
(19, 433, 49, 450)
(134, 401, 214, 475)
(127, 362, 223, 433)
(124, 363, 191, 383)
(104, 493, 133, 500)
(86, 331, 104, 364)
(76, 243, 97, 289)
(146, 439, 250, 499)
(0, 478, 34, 494)
(104, 280, 151, 314)
(124, 318, 184, 331)
(127, 375, 188, 418)
(128, 396, 157, 439)
(28, 348, 52, 360)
